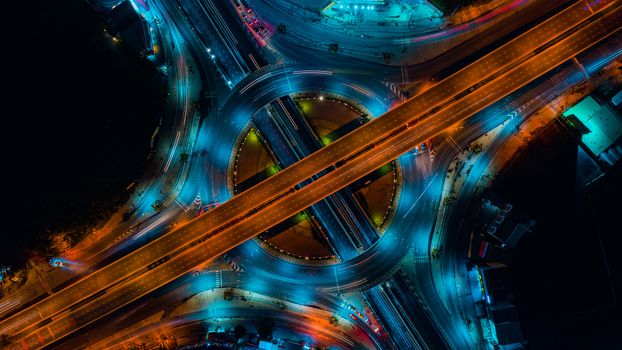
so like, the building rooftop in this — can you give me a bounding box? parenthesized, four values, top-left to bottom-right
(563, 96, 622, 156)
(107, 0, 150, 54)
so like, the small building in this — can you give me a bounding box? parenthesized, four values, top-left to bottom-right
(206, 332, 237, 349)
(610, 89, 622, 108)
(478, 265, 512, 306)
(475, 265, 526, 349)
(282, 342, 306, 350)
(107, 0, 151, 55)
(467, 233, 512, 265)
(258, 340, 280, 350)
(488, 302, 524, 346)
(241, 335, 262, 349)
(475, 194, 535, 250)
(468, 194, 530, 348)
(562, 95, 622, 166)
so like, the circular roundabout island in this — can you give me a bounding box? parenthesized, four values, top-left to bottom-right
(232, 94, 401, 262)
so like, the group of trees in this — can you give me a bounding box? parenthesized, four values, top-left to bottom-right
(277, 23, 287, 35)
(469, 143, 483, 154)
(257, 319, 275, 339)
(382, 51, 395, 64)
(234, 324, 246, 339)
(431, 246, 443, 258)
(224, 288, 235, 301)
(151, 200, 164, 212)
(0, 334, 12, 347)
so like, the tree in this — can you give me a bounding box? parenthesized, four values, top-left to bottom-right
(274, 300, 286, 310)
(49, 233, 70, 255)
(382, 51, 394, 64)
(224, 288, 234, 301)
(257, 319, 275, 339)
(0, 334, 12, 346)
(431, 248, 441, 258)
(277, 23, 287, 35)
(234, 324, 246, 339)
(151, 199, 164, 212)
(328, 43, 339, 53)
(442, 196, 455, 207)
(180, 152, 189, 163)
(470, 143, 482, 154)
(329, 315, 339, 326)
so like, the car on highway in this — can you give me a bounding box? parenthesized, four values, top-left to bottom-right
(148, 256, 170, 270)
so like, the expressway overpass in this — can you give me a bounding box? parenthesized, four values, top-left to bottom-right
(2, 1, 621, 348)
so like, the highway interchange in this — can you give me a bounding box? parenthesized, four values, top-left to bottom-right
(2, 0, 622, 348)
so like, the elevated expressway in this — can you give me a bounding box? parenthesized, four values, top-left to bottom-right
(3, 1, 621, 348)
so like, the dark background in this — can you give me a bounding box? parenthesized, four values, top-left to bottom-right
(493, 123, 622, 349)
(1, 0, 164, 266)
